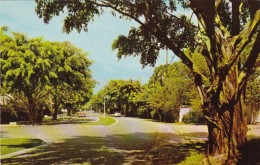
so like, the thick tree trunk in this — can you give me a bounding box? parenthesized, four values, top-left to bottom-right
(202, 66, 248, 163)
(205, 98, 247, 163)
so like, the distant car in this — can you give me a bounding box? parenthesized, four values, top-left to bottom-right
(114, 112, 121, 117)
(78, 112, 86, 117)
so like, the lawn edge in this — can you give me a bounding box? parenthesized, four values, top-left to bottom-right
(0, 143, 50, 160)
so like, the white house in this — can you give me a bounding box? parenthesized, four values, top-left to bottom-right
(179, 107, 192, 122)
(247, 103, 260, 124)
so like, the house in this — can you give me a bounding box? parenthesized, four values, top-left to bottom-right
(179, 107, 192, 122)
(247, 103, 260, 124)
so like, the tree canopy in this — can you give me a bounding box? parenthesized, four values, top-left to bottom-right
(0, 27, 95, 123)
(90, 79, 141, 116)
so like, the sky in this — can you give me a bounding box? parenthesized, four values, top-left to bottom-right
(0, 1, 178, 93)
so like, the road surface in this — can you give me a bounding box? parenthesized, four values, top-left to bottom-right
(0, 117, 210, 164)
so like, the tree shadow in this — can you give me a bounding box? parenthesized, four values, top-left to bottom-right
(147, 141, 206, 164)
(1, 132, 209, 165)
(1, 136, 124, 165)
(0, 131, 8, 138)
(39, 117, 96, 125)
(238, 138, 260, 165)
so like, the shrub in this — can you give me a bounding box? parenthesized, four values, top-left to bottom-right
(182, 110, 206, 124)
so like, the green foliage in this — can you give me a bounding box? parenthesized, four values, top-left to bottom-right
(46, 41, 95, 118)
(177, 151, 205, 165)
(182, 110, 205, 124)
(35, 0, 198, 67)
(91, 79, 141, 116)
(91, 61, 202, 123)
(0, 28, 94, 123)
(145, 62, 196, 122)
(245, 62, 260, 104)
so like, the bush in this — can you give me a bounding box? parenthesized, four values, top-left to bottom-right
(0, 110, 17, 124)
(182, 110, 206, 124)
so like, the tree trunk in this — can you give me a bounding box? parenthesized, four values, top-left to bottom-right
(67, 109, 71, 116)
(205, 98, 247, 163)
(27, 95, 36, 124)
(52, 95, 58, 120)
(203, 66, 248, 163)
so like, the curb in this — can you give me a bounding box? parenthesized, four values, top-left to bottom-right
(109, 118, 119, 127)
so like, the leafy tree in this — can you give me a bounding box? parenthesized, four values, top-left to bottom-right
(0, 30, 51, 124)
(0, 28, 94, 123)
(91, 79, 141, 116)
(130, 84, 153, 118)
(35, 0, 260, 162)
(46, 41, 94, 119)
(146, 62, 195, 122)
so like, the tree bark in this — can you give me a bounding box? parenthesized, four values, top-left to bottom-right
(205, 99, 247, 163)
(52, 95, 58, 120)
(27, 94, 36, 124)
(202, 66, 248, 163)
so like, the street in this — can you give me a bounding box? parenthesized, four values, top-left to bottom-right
(1, 117, 258, 164)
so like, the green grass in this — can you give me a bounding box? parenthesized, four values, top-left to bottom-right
(85, 116, 116, 126)
(177, 151, 205, 165)
(1, 138, 43, 155)
(42, 116, 73, 122)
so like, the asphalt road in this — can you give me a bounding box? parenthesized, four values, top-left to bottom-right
(2, 117, 258, 164)
(1, 117, 180, 142)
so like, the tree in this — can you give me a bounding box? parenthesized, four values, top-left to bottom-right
(35, 0, 260, 162)
(130, 84, 152, 118)
(90, 79, 141, 116)
(46, 41, 94, 119)
(147, 62, 195, 122)
(0, 30, 51, 124)
(0, 28, 94, 123)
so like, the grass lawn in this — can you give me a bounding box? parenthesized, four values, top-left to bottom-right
(85, 116, 116, 126)
(1, 138, 43, 155)
(41, 116, 74, 122)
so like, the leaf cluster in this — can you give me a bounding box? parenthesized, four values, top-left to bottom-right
(90, 79, 141, 114)
(0, 28, 95, 117)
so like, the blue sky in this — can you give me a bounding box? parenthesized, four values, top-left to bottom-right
(0, 1, 178, 93)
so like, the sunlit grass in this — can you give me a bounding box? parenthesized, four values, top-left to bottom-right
(177, 150, 205, 165)
(85, 116, 116, 126)
(1, 138, 43, 155)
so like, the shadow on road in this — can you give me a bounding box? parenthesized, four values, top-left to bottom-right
(2, 131, 258, 165)
(238, 138, 260, 165)
(1, 132, 207, 165)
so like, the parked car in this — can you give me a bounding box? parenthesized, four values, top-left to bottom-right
(113, 112, 121, 117)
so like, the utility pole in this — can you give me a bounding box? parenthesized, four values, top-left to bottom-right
(104, 96, 106, 117)
(166, 47, 168, 65)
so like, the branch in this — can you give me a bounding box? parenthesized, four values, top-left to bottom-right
(189, 0, 218, 73)
(98, 1, 146, 26)
(225, 10, 260, 76)
(204, 115, 221, 129)
(232, 0, 240, 36)
(98, 0, 195, 71)
(237, 31, 260, 100)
